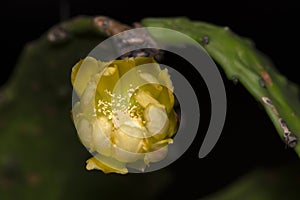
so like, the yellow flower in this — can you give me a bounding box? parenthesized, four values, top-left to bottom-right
(71, 56, 178, 174)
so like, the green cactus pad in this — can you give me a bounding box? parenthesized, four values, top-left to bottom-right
(142, 17, 300, 156)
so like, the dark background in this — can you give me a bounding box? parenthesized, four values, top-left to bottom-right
(2, 0, 299, 86)
(1, 0, 300, 199)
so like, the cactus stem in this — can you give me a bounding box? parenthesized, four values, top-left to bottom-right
(231, 76, 239, 85)
(262, 97, 279, 115)
(261, 71, 273, 85)
(278, 118, 298, 147)
(141, 17, 300, 155)
(201, 35, 210, 45)
(278, 118, 288, 129)
(47, 26, 69, 42)
(259, 78, 266, 88)
(284, 133, 298, 148)
(93, 16, 130, 35)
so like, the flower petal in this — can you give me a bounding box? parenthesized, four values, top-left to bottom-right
(72, 57, 102, 97)
(135, 90, 160, 108)
(144, 104, 169, 137)
(86, 156, 128, 174)
(91, 117, 113, 156)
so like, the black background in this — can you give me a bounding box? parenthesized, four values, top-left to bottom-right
(1, 0, 300, 199)
(2, 0, 299, 86)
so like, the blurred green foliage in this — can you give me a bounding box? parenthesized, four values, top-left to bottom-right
(0, 16, 172, 200)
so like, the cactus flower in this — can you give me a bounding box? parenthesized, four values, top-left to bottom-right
(71, 56, 178, 174)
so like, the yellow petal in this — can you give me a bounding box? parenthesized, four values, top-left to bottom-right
(86, 156, 128, 174)
(151, 138, 173, 151)
(112, 124, 145, 162)
(71, 101, 82, 125)
(157, 86, 174, 114)
(135, 90, 160, 108)
(158, 68, 174, 92)
(113, 127, 145, 153)
(77, 117, 92, 149)
(134, 57, 156, 66)
(144, 104, 169, 137)
(138, 83, 163, 99)
(166, 110, 178, 138)
(97, 64, 119, 102)
(114, 58, 135, 77)
(113, 145, 144, 163)
(72, 57, 101, 97)
(91, 117, 113, 156)
(139, 72, 160, 84)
